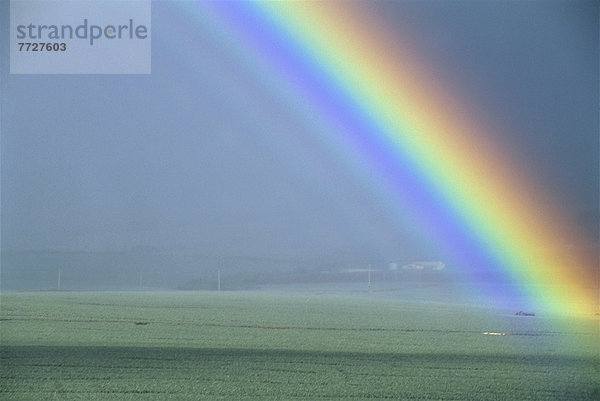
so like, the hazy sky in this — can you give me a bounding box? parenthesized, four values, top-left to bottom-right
(1, 1, 597, 260)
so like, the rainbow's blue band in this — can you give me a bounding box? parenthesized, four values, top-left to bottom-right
(175, 2, 597, 317)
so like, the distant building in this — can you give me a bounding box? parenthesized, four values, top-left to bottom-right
(402, 261, 445, 271)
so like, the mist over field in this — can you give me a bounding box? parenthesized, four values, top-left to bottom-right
(1, 0, 598, 295)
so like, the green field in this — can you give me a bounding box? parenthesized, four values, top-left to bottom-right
(1, 289, 598, 400)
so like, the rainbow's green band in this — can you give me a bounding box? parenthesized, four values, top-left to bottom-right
(196, 1, 597, 316)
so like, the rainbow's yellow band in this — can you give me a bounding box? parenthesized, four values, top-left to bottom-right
(265, 2, 598, 315)
(202, 1, 598, 316)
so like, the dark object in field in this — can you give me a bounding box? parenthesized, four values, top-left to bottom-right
(515, 311, 535, 316)
(134, 322, 149, 325)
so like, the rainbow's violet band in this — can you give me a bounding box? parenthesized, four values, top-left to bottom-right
(197, 2, 597, 315)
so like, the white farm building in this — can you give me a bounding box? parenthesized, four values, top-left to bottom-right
(402, 261, 445, 271)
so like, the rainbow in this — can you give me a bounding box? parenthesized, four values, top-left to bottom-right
(187, 2, 597, 315)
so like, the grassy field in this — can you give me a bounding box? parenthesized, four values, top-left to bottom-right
(1, 288, 598, 400)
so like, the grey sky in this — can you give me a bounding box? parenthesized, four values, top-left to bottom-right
(1, 1, 597, 261)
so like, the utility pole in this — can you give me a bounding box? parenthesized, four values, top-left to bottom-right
(57, 268, 61, 290)
(139, 270, 143, 289)
(217, 269, 221, 293)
